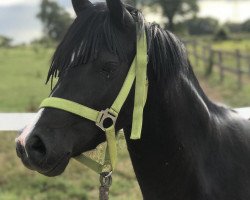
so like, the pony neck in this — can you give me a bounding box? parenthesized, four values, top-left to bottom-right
(123, 66, 211, 199)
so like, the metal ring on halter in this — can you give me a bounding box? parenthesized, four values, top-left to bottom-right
(96, 109, 117, 131)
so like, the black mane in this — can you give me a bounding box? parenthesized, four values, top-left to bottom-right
(47, 2, 189, 87)
(47, 3, 128, 82)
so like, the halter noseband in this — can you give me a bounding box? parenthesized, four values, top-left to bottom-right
(39, 26, 148, 174)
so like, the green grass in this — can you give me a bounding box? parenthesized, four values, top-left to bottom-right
(0, 47, 51, 112)
(188, 53, 250, 107)
(186, 38, 250, 107)
(212, 39, 250, 53)
(185, 34, 250, 53)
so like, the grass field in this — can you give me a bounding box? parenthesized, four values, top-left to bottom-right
(187, 56, 250, 107)
(0, 39, 249, 200)
(0, 47, 51, 112)
(212, 39, 250, 53)
(185, 36, 250, 107)
(186, 34, 250, 54)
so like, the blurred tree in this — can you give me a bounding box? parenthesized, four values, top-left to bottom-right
(151, 0, 199, 31)
(185, 17, 219, 35)
(242, 19, 250, 33)
(0, 35, 12, 47)
(214, 26, 230, 41)
(37, 0, 72, 42)
(224, 22, 242, 33)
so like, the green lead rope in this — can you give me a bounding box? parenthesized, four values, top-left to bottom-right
(39, 26, 148, 174)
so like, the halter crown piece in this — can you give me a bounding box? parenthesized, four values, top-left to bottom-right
(39, 24, 148, 175)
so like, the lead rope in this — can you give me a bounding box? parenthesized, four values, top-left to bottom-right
(99, 172, 112, 200)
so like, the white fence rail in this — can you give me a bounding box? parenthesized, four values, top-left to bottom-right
(0, 113, 36, 131)
(234, 107, 250, 120)
(0, 108, 249, 131)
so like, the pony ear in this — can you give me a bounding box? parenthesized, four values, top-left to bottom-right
(72, 0, 93, 15)
(106, 0, 134, 29)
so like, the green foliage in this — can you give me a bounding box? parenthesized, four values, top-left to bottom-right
(185, 17, 219, 35)
(221, 19, 250, 34)
(37, 0, 73, 42)
(173, 22, 189, 35)
(214, 26, 230, 41)
(145, 0, 198, 30)
(242, 19, 250, 33)
(224, 22, 242, 34)
(0, 35, 12, 47)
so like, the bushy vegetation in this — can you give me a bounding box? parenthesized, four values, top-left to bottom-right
(242, 19, 250, 33)
(214, 26, 230, 41)
(223, 19, 250, 34)
(185, 17, 219, 35)
(0, 35, 12, 48)
(37, 0, 73, 42)
(224, 22, 242, 34)
(175, 17, 250, 38)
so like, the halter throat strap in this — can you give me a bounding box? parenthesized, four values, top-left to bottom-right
(39, 27, 148, 174)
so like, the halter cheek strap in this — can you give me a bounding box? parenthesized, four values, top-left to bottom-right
(39, 27, 148, 174)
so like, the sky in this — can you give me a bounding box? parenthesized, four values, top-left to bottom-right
(1, 0, 250, 44)
(0, 0, 73, 44)
(199, 0, 250, 23)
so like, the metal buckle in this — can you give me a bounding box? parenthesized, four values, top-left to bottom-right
(100, 172, 113, 187)
(96, 109, 117, 131)
(99, 172, 112, 200)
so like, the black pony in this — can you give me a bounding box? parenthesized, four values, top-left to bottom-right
(16, 0, 250, 199)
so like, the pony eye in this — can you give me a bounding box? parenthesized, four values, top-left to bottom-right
(100, 63, 117, 78)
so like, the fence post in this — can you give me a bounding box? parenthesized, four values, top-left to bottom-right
(192, 41, 199, 67)
(248, 56, 250, 76)
(202, 45, 207, 68)
(205, 46, 214, 77)
(236, 50, 242, 89)
(218, 51, 224, 82)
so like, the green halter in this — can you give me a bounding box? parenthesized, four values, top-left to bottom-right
(39, 26, 148, 174)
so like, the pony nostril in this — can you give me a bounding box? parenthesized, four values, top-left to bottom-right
(29, 136, 46, 156)
(16, 142, 24, 158)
